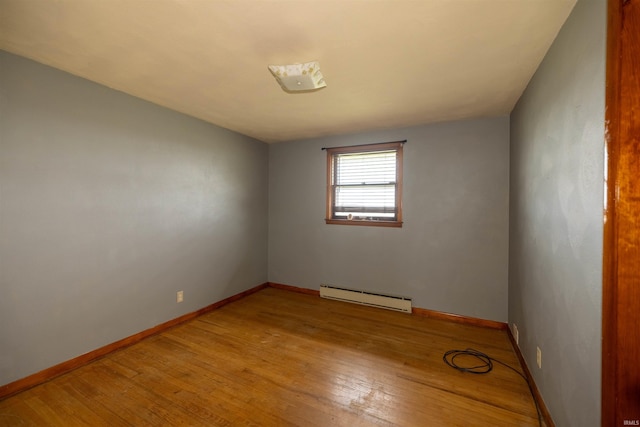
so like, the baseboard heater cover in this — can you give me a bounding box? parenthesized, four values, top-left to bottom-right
(319, 284, 412, 313)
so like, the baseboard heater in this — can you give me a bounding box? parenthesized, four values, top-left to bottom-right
(319, 284, 412, 313)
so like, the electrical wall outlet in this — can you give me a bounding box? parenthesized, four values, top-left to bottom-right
(512, 323, 519, 345)
(177, 290, 184, 303)
(536, 346, 542, 369)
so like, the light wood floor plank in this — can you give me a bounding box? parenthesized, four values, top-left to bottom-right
(0, 287, 540, 426)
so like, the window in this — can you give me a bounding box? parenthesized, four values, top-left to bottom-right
(325, 141, 404, 227)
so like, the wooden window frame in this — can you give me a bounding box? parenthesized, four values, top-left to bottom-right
(325, 141, 403, 228)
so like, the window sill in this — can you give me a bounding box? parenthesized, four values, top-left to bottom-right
(325, 219, 403, 228)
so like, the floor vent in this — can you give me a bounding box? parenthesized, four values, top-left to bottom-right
(319, 284, 412, 313)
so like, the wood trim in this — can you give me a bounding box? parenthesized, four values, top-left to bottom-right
(268, 282, 320, 296)
(506, 329, 556, 427)
(324, 141, 405, 155)
(396, 140, 404, 224)
(324, 219, 403, 228)
(602, 0, 640, 424)
(325, 144, 333, 221)
(0, 282, 269, 400)
(412, 307, 508, 331)
(602, 2, 621, 424)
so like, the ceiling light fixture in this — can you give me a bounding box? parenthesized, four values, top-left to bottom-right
(268, 61, 326, 93)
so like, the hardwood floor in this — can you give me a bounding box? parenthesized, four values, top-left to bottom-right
(0, 288, 540, 426)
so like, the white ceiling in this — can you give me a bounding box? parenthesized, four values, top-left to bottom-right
(0, 0, 576, 143)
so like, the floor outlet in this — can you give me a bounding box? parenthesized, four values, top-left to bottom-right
(177, 291, 184, 303)
(536, 346, 542, 369)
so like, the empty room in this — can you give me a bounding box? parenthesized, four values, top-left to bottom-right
(2, 0, 637, 426)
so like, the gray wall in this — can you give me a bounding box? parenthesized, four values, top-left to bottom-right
(269, 117, 510, 322)
(509, 0, 605, 425)
(0, 51, 268, 386)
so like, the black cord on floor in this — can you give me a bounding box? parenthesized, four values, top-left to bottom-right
(443, 348, 542, 426)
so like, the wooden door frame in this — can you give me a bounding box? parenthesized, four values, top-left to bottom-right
(602, 0, 640, 424)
